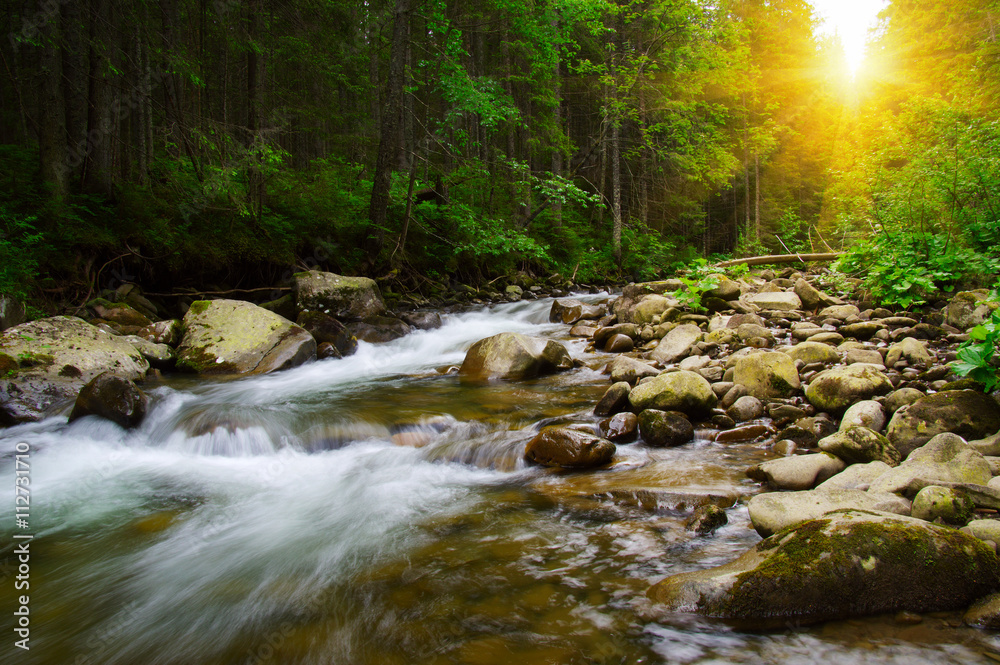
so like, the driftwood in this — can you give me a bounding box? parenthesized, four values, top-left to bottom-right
(716, 252, 843, 268)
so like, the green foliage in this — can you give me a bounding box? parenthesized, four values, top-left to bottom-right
(952, 309, 1000, 392)
(0, 206, 43, 301)
(833, 231, 999, 309)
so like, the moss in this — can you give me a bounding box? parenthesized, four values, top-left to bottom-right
(187, 300, 211, 317)
(0, 352, 17, 377)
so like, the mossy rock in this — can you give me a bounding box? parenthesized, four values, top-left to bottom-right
(733, 351, 801, 399)
(885, 390, 1000, 458)
(804, 364, 893, 414)
(627, 370, 718, 417)
(648, 510, 1000, 629)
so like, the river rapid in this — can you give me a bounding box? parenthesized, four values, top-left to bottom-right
(2, 296, 998, 664)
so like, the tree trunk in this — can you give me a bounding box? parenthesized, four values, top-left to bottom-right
(39, 8, 67, 199)
(83, 0, 114, 197)
(366, 0, 411, 264)
(611, 120, 622, 265)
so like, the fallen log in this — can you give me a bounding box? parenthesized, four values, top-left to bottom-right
(716, 252, 843, 268)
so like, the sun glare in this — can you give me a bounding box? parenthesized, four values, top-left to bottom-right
(811, 0, 887, 76)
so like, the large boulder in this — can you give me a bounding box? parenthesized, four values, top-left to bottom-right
(89, 298, 152, 328)
(885, 390, 1000, 458)
(459, 333, 572, 381)
(524, 427, 615, 469)
(638, 409, 694, 447)
(68, 372, 148, 429)
(176, 299, 316, 375)
(297, 311, 358, 357)
(869, 432, 992, 494)
(0, 317, 149, 424)
(627, 370, 718, 417)
(293, 270, 386, 320)
(650, 324, 703, 364)
(818, 427, 901, 466)
(647, 511, 1000, 629)
(804, 364, 893, 413)
(746, 489, 911, 536)
(549, 299, 605, 325)
(746, 292, 802, 312)
(346, 315, 411, 343)
(733, 351, 801, 399)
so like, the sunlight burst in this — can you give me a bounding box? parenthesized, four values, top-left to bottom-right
(811, 0, 887, 75)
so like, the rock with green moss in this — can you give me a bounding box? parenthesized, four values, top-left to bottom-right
(747, 489, 910, 536)
(296, 311, 358, 357)
(607, 356, 659, 385)
(804, 364, 893, 413)
(944, 290, 997, 331)
(733, 351, 801, 399)
(819, 427, 901, 466)
(911, 485, 974, 525)
(459, 332, 572, 381)
(705, 275, 742, 301)
(885, 390, 1000, 458)
(885, 337, 933, 368)
(869, 432, 992, 494)
(647, 510, 1000, 629)
(782, 341, 840, 366)
(638, 409, 694, 447)
(121, 335, 176, 370)
(88, 298, 153, 328)
(137, 319, 183, 347)
(293, 270, 386, 321)
(627, 370, 718, 417)
(176, 299, 316, 376)
(0, 316, 150, 424)
(632, 295, 676, 326)
(650, 323, 703, 364)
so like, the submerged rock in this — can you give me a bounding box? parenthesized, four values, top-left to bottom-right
(460, 332, 572, 381)
(647, 510, 1000, 629)
(68, 372, 148, 429)
(176, 299, 316, 375)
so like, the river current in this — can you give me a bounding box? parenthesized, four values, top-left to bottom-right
(2, 296, 998, 664)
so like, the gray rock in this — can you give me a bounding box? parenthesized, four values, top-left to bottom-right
(294, 270, 386, 320)
(648, 510, 1000, 629)
(297, 311, 358, 357)
(727, 395, 764, 423)
(628, 370, 718, 417)
(970, 432, 1000, 457)
(346, 315, 411, 343)
(870, 433, 992, 494)
(746, 453, 846, 491)
(705, 275, 742, 301)
(594, 381, 632, 417)
(816, 461, 893, 491)
(911, 485, 973, 525)
(840, 322, 886, 340)
(944, 291, 996, 331)
(885, 337, 933, 368)
(68, 371, 148, 429)
(966, 520, 1000, 544)
(885, 390, 1000, 458)
(884, 387, 924, 415)
(819, 304, 861, 321)
(844, 348, 885, 367)
(525, 427, 615, 469)
(686, 504, 729, 535)
(804, 364, 893, 413)
(733, 351, 801, 399)
(794, 278, 839, 310)
(459, 332, 572, 381)
(747, 488, 911, 536)
(632, 294, 677, 325)
(650, 324, 703, 364)
(607, 356, 659, 384)
(176, 300, 316, 376)
(840, 400, 886, 432)
(0, 317, 149, 424)
(782, 341, 840, 365)
(401, 311, 443, 330)
(819, 427, 901, 466)
(747, 292, 802, 311)
(549, 298, 605, 324)
(137, 319, 183, 347)
(120, 335, 176, 370)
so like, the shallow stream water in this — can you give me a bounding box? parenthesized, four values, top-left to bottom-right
(2, 296, 999, 664)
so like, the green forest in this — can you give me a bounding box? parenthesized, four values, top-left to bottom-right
(1, 0, 999, 311)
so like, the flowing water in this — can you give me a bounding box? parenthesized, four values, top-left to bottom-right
(2, 296, 999, 664)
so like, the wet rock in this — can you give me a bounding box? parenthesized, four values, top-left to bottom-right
(769, 404, 807, 425)
(68, 371, 148, 429)
(294, 270, 386, 320)
(594, 382, 632, 417)
(594, 324, 640, 346)
(505, 285, 523, 300)
(727, 395, 764, 422)
(776, 425, 818, 449)
(638, 409, 694, 447)
(259, 293, 297, 320)
(177, 299, 316, 375)
(599, 412, 638, 442)
(648, 510, 1000, 629)
(137, 319, 182, 347)
(650, 324, 703, 364)
(525, 427, 615, 469)
(607, 356, 659, 384)
(911, 485, 974, 525)
(604, 334, 634, 353)
(401, 310, 443, 330)
(346, 315, 411, 343)
(783, 341, 840, 365)
(840, 400, 886, 432)
(818, 427, 901, 466)
(549, 298, 604, 324)
(885, 337, 933, 368)
(746, 453, 846, 491)
(965, 593, 1000, 629)
(884, 387, 924, 415)
(870, 433, 992, 494)
(716, 424, 770, 443)
(804, 364, 893, 413)
(627, 370, 718, 417)
(747, 292, 802, 311)
(733, 351, 802, 399)
(885, 390, 1000, 458)
(816, 461, 893, 491)
(460, 332, 572, 381)
(297, 311, 359, 357)
(747, 489, 911, 536)
(0, 317, 150, 424)
(686, 504, 728, 535)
